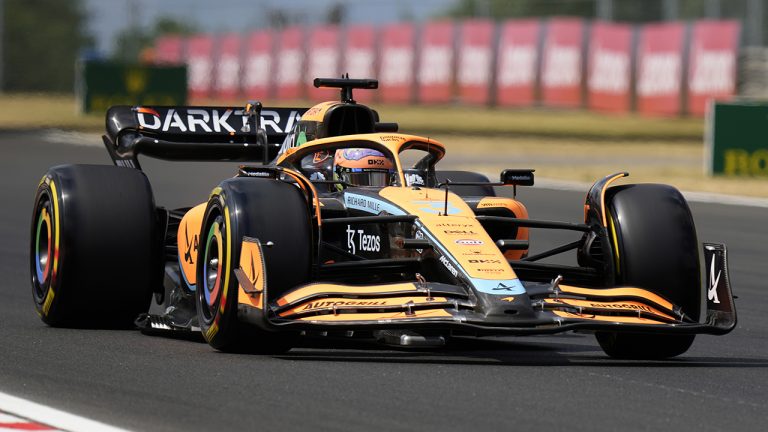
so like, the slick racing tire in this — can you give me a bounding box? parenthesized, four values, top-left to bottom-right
(30, 165, 158, 328)
(196, 178, 312, 353)
(596, 184, 701, 359)
(436, 171, 496, 198)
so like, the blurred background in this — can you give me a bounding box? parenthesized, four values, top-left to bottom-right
(1, 0, 767, 193)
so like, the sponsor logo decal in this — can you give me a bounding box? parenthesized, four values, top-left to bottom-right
(137, 108, 240, 133)
(434, 222, 474, 228)
(443, 229, 478, 235)
(477, 268, 504, 273)
(344, 193, 404, 215)
(708, 255, 721, 304)
(135, 107, 302, 134)
(301, 300, 387, 311)
(456, 239, 483, 246)
(501, 296, 516, 302)
(472, 278, 526, 295)
(405, 173, 425, 186)
(439, 255, 459, 278)
(414, 229, 425, 253)
(589, 302, 653, 313)
(183, 222, 198, 265)
(462, 250, 496, 256)
(346, 225, 381, 254)
(468, 259, 502, 264)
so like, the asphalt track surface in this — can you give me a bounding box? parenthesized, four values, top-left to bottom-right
(1, 131, 766, 431)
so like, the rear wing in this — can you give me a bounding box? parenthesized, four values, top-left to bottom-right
(102, 103, 308, 169)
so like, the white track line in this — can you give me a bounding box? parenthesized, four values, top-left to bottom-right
(0, 391, 132, 432)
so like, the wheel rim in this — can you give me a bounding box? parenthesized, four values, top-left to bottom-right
(202, 217, 224, 317)
(32, 197, 53, 300)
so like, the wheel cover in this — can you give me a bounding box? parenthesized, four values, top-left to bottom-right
(202, 217, 224, 315)
(34, 205, 52, 286)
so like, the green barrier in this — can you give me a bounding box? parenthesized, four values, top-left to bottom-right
(707, 101, 768, 176)
(77, 61, 187, 114)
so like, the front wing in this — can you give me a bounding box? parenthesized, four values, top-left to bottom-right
(238, 243, 736, 337)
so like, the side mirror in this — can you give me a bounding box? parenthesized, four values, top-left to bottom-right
(500, 169, 535, 186)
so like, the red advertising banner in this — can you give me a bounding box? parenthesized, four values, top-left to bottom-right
(587, 21, 632, 112)
(636, 22, 685, 116)
(154, 36, 184, 65)
(496, 19, 540, 107)
(306, 26, 340, 101)
(541, 18, 584, 107)
(378, 23, 416, 104)
(214, 34, 242, 100)
(342, 25, 377, 103)
(186, 35, 215, 100)
(417, 21, 454, 104)
(275, 26, 305, 100)
(242, 30, 273, 101)
(457, 19, 495, 105)
(687, 20, 740, 116)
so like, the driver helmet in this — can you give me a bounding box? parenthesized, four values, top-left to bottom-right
(334, 148, 395, 187)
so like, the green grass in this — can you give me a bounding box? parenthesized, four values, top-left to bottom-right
(0, 93, 704, 141)
(375, 104, 704, 141)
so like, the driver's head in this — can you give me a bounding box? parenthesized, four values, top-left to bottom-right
(334, 148, 395, 187)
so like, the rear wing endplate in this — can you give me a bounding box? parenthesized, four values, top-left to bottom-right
(102, 103, 308, 169)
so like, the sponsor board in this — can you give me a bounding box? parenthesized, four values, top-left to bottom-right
(496, 19, 540, 106)
(636, 22, 685, 116)
(154, 36, 184, 64)
(77, 62, 187, 113)
(418, 21, 454, 103)
(541, 18, 584, 107)
(214, 34, 242, 100)
(342, 25, 377, 103)
(307, 26, 341, 100)
(275, 26, 305, 100)
(243, 30, 274, 100)
(379, 23, 416, 103)
(587, 22, 632, 113)
(707, 102, 768, 176)
(457, 19, 494, 105)
(687, 20, 740, 116)
(187, 35, 215, 100)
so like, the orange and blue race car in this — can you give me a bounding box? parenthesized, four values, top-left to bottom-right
(30, 78, 736, 359)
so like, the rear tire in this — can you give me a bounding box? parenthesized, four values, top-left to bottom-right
(596, 184, 701, 359)
(435, 171, 495, 197)
(30, 165, 158, 328)
(196, 178, 312, 353)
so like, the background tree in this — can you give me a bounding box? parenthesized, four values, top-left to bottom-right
(1, 0, 92, 92)
(112, 16, 198, 63)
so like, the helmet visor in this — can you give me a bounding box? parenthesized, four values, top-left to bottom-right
(342, 169, 392, 187)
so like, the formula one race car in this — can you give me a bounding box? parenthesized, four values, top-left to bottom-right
(30, 78, 737, 359)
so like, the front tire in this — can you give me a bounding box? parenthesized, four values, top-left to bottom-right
(196, 178, 312, 353)
(596, 184, 701, 359)
(30, 165, 158, 327)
